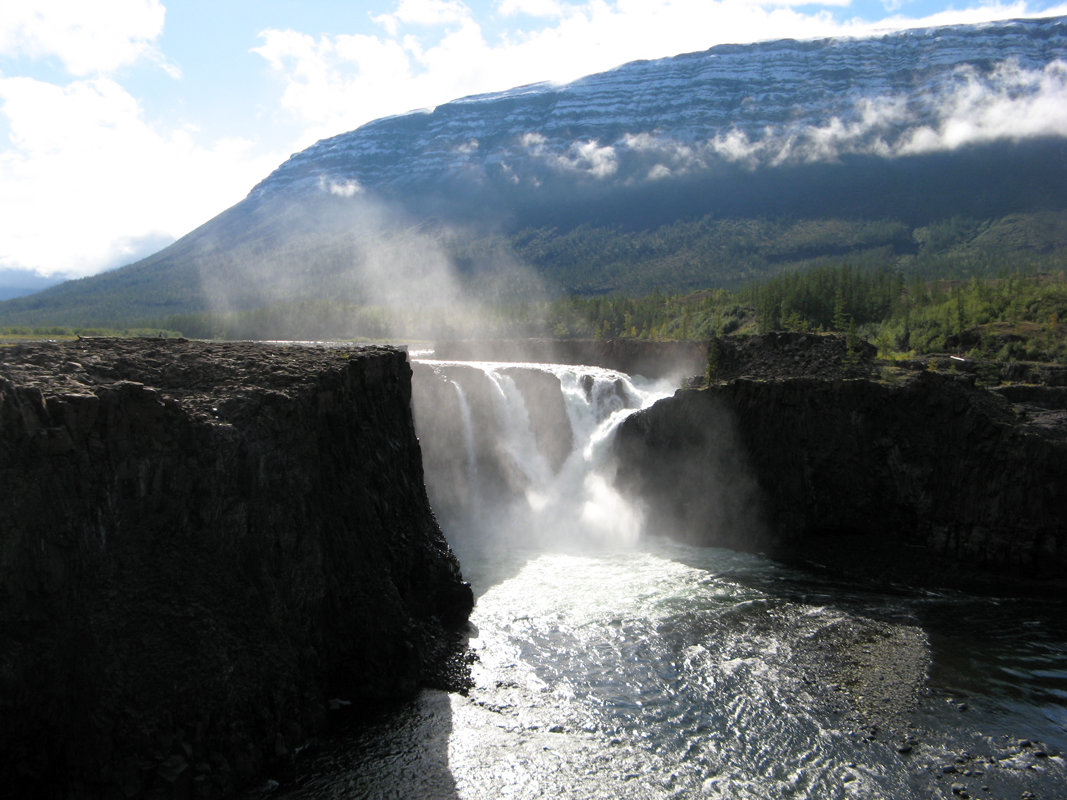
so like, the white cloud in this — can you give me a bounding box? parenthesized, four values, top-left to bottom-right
(0, 0, 170, 76)
(254, 28, 427, 143)
(613, 57, 1067, 169)
(319, 176, 364, 197)
(899, 59, 1067, 153)
(0, 76, 280, 277)
(557, 139, 618, 177)
(372, 0, 474, 37)
(497, 0, 567, 17)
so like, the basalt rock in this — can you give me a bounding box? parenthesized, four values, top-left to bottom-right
(0, 338, 472, 798)
(615, 361, 1067, 592)
(706, 331, 877, 382)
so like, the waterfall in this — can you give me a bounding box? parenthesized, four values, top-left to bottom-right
(413, 359, 674, 548)
(450, 380, 480, 506)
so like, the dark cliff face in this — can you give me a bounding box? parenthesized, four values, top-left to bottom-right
(615, 365, 1067, 592)
(0, 339, 472, 798)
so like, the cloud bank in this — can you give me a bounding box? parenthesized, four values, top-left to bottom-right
(491, 57, 1067, 184)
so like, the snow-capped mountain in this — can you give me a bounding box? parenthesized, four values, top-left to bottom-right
(3, 16, 1067, 328)
(251, 15, 1067, 203)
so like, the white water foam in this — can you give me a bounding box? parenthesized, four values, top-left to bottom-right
(415, 359, 674, 547)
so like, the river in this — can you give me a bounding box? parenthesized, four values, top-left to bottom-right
(264, 359, 1066, 800)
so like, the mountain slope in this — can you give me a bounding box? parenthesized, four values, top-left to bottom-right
(2, 16, 1067, 330)
(251, 15, 1067, 205)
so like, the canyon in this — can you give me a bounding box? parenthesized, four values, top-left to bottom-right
(1, 335, 1064, 797)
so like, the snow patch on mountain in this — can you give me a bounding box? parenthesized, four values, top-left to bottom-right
(249, 16, 1067, 201)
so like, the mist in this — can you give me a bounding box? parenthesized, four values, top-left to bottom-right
(193, 186, 551, 342)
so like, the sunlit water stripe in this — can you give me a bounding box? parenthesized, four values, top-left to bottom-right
(448, 547, 902, 799)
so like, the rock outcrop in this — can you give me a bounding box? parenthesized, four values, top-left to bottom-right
(0, 339, 472, 798)
(615, 336, 1067, 592)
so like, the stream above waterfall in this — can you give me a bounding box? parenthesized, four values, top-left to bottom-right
(263, 357, 1067, 800)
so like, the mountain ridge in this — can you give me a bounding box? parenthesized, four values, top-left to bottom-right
(249, 14, 1067, 203)
(2, 15, 1066, 331)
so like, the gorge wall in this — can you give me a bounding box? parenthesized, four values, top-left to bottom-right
(615, 335, 1067, 591)
(0, 339, 472, 798)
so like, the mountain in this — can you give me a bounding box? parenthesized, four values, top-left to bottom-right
(3, 16, 1067, 332)
(0, 269, 65, 302)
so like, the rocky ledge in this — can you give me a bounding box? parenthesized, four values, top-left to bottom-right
(0, 338, 472, 798)
(615, 333, 1066, 593)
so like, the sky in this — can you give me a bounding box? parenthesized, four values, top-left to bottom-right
(1, 0, 1066, 282)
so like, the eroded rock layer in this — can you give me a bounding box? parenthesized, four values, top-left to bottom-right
(0, 338, 472, 798)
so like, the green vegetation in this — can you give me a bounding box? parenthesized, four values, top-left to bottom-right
(545, 266, 1067, 365)
(1, 209, 1065, 366)
(494, 210, 1067, 295)
(109, 267, 1067, 370)
(2, 209, 1066, 331)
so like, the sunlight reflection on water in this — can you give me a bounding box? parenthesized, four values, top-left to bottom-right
(267, 542, 1067, 800)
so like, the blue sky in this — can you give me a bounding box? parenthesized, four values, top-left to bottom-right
(2, 0, 1066, 280)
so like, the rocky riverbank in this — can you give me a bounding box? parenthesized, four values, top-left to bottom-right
(0, 338, 473, 798)
(614, 333, 1067, 593)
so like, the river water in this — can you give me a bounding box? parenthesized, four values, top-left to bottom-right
(266, 359, 1067, 800)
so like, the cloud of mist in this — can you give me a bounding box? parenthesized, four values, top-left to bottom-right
(610, 390, 771, 554)
(555, 139, 619, 178)
(502, 56, 1067, 183)
(703, 58, 1067, 167)
(198, 186, 551, 342)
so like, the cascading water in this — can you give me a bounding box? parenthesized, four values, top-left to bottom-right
(414, 359, 674, 549)
(269, 357, 1067, 800)
(450, 379, 480, 506)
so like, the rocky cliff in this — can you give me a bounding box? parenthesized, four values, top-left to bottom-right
(0, 339, 472, 798)
(615, 335, 1067, 591)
